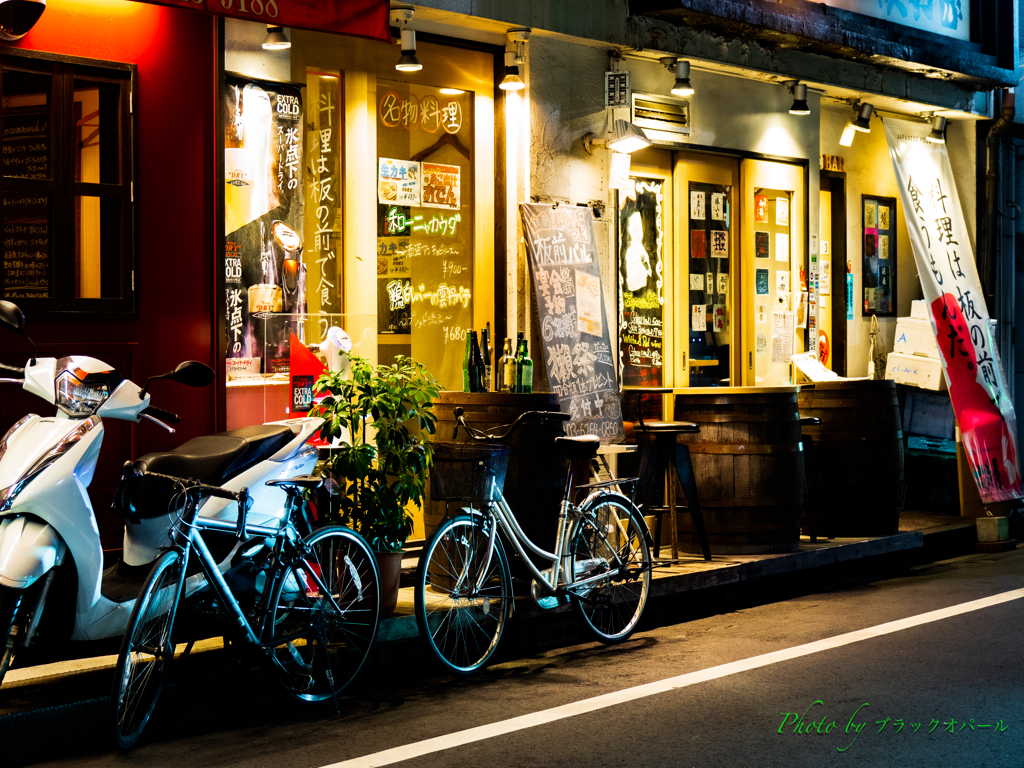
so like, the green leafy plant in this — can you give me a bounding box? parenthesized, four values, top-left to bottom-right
(311, 355, 440, 553)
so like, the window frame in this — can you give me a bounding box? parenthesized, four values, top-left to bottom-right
(0, 49, 137, 315)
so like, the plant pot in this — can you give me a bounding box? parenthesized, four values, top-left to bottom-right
(375, 551, 403, 616)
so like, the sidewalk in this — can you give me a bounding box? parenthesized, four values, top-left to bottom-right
(0, 511, 986, 764)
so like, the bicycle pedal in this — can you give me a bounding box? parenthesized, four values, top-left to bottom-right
(530, 575, 567, 610)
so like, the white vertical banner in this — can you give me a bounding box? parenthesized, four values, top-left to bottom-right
(884, 117, 1021, 503)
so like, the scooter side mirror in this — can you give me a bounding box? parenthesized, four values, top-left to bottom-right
(168, 360, 215, 388)
(0, 301, 25, 336)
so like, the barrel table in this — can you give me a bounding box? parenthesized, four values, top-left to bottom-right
(797, 379, 904, 536)
(673, 386, 805, 555)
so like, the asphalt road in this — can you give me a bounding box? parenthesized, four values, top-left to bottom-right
(14, 548, 1024, 768)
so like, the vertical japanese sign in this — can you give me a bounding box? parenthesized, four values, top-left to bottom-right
(521, 203, 624, 442)
(223, 75, 304, 373)
(307, 73, 342, 343)
(884, 117, 1021, 502)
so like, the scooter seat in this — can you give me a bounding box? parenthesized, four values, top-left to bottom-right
(134, 425, 295, 486)
(116, 425, 295, 520)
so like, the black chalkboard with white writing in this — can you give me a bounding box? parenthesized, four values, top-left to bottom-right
(520, 203, 624, 442)
(2, 106, 50, 299)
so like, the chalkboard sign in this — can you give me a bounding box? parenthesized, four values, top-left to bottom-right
(2, 106, 50, 299)
(520, 203, 624, 442)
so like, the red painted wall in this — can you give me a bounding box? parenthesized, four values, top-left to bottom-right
(0, 0, 217, 548)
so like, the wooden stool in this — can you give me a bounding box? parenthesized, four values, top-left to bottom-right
(634, 420, 712, 562)
(800, 416, 833, 542)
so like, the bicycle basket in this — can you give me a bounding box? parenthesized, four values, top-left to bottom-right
(430, 442, 510, 504)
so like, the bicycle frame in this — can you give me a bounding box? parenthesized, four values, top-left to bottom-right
(167, 514, 344, 652)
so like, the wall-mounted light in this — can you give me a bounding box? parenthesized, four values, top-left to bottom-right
(659, 57, 693, 97)
(500, 27, 530, 91)
(262, 25, 290, 51)
(391, 4, 421, 72)
(926, 115, 947, 144)
(782, 81, 809, 115)
(584, 119, 650, 155)
(852, 102, 874, 132)
(839, 122, 857, 147)
(0, 0, 46, 42)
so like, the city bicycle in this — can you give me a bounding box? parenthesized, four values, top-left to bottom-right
(111, 472, 380, 748)
(416, 407, 652, 674)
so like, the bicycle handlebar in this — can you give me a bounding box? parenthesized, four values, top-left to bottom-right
(452, 406, 569, 442)
(0, 363, 24, 378)
(138, 469, 251, 539)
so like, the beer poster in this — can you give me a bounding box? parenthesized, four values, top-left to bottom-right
(223, 74, 305, 373)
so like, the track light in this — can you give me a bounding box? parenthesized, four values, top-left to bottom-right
(501, 28, 530, 92)
(390, 5, 421, 72)
(262, 25, 290, 51)
(839, 122, 857, 147)
(926, 115, 947, 144)
(660, 57, 694, 97)
(788, 83, 810, 115)
(584, 119, 650, 155)
(852, 102, 874, 133)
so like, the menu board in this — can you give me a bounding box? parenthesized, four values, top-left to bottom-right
(862, 195, 897, 316)
(2, 107, 50, 298)
(521, 203, 624, 442)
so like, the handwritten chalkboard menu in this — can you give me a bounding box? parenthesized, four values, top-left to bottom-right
(2, 106, 50, 298)
(520, 203, 624, 442)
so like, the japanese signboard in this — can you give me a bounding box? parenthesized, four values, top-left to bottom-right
(223, 75, 304, 373)
(130, 0, 389, 42)
(521, 203, 624, 442)
(884, 117, 1021, 503)
(819, 0, 968, 41)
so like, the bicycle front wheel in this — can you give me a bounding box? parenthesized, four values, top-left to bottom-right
(415, 514, 513, 674)
(268, 526, 381, 702)
(111, 549, 184, 750)
(569, 496, 651, 643)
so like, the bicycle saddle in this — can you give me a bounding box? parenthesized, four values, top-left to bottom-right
(554, 435, 600, 461)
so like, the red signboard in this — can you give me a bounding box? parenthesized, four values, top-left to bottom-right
(132, 0, 390, 43)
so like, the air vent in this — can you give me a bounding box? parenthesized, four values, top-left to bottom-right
(631, 92, 690, 137)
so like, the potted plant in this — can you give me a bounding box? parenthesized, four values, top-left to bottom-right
(311, 355, 440, 614)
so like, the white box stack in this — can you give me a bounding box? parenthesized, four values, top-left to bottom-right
(886, 302, 947, 390)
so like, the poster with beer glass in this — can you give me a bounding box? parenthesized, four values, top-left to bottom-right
(223, 74, 305, 374)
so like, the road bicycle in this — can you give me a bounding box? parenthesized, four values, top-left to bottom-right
(111, 472, 380, 749)
(415, 407, 652, 674)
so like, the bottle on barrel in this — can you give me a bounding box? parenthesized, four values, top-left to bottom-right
(469, 331, 485, 393)
(497, 338, 514, 393)
(481, 324, 492, 392)
(520, 337, 534, 394)
(513, 332, 525, 392)
(462, 331, 472, 393)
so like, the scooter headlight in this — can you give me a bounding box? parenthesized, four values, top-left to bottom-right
(55, 370, 110, 416)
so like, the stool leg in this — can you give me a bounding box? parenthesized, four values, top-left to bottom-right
(802, 437, 833, 540)
(674, 442, 712, 561)
(667, 458, 679, 560)
(802, 436, 819, 543)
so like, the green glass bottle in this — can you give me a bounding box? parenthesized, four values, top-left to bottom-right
(521, 337, 534, 394)
(513, 331, 525, 393)
(462, 331, 472, 393)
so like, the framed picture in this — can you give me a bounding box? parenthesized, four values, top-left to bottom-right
(862, 195, 897, 317)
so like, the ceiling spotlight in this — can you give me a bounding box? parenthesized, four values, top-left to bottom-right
(926, 115, 947, 144)
(262, 25, 290, 51)
(853, 102, 874, 133)
(788, 82, 810, 115)
(391, 5, 421, 72)
(501, 28, 530, 92)
(660, 57, 693, 97)
(584, 119, 650, 155)
(839, 122, 857, 147)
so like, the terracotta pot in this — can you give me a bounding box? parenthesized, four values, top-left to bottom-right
(375, 551, 403, 616)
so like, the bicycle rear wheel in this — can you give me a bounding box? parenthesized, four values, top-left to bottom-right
(415, 513, 513, 674)
(111, 549, 184, 750)
(268, 526, 381, 702)
(569, 496, 651, 643)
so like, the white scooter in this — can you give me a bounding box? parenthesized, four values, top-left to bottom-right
(0, 301, 322, 686)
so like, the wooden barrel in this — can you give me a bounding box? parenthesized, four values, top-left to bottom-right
(673, 387, 804, 555)
(427, 391, 565, 575)
(798, 379, 903, 536)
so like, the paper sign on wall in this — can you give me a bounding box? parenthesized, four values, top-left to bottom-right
(378, 158, 421, 205)
(711, 193, 725, 221)
(421, 162, 460, 209)
(717, 273, 729, 296)
(757, 303, 767, 323)
(755, 231, 770, 259)
(776, 270, 790, 294)
(690, 191, 706, 220)
(692, 304, 707, 331)
(609, 152, 631, 190)
(712, 303, 726, 332)
(776, 233, 790, 262)
(820, 261, 832, 295)
(771, 310, 795, 362)
(711, 230, 728, 259)
(689, 273, 704, 291)
(776, 198, 790, 226)
(706, 272, 713, 292)
(756, 268, 769, 295)
(575, 271, 603, 336)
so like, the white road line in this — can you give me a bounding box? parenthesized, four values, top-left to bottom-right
(324, 587, 1024, 768)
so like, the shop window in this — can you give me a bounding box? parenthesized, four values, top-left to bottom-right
(375, 80, 473, 389)
(0, 53, 135, 312)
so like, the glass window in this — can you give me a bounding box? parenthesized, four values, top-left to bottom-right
(375, 80, 473, 390)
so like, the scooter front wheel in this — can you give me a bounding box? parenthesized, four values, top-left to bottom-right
(111, 550, 184, 749)
(0, 586, 28, 687)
